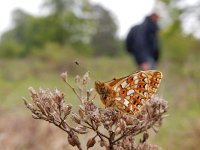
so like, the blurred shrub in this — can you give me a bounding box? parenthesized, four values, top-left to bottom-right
(160, 21, 200, 63)
(0, 1, 122, 58)
(30, 42, 80, 61)
(90, 4, 120, 57)
(0, 39, 24, 58)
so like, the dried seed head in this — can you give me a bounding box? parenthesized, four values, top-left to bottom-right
(60, 72, 68, 82)
(75, 125, 88, 134)
(87, 137, 96, 149)
(75, 75, 81, 84)
(52, 89, 64, 104)
(141, 132, 149, 143)
(28, 87, 37, 95)
(68, 135, 80, 147)
(23, 98, 34, 110)
(78, 106, 85, 119)
(28, 87, 38, 100)
(83, 71, 90, 85)
(87, 88, 93, 99)
(32, 113, 40, 119)
(68, 136, 76, 147)
(36, 102, 47, 116)
(71, 112, 81, 124)
(62, 104, 72, 117)
(119, 119, 126, 130)
(105, 120, 111, 126)
(115, 126, 122, 135)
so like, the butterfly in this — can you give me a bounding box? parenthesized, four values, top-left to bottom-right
(95, 70, 162, 114)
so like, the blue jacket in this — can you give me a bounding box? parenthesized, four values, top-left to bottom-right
(126, 16, 159, 65)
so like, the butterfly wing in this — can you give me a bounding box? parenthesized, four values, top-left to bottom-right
(145, 70, 162, 98)
(110, 70, 162, 114)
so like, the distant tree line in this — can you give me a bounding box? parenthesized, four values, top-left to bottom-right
(0, 0, 121, 58)
(159, 0, 200, 62)
(1, 0, 200, 60)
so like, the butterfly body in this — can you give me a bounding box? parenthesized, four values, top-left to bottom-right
(95, 81, 116, 107)
(95, 70, 162, 114)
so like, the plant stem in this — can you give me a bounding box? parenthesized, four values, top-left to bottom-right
(65, 81, 83, 104)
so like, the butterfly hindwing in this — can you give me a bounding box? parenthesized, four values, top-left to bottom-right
(108, 70, 162, 114)
(146, 70, 162, 97)
(95, 70, 162, 114)
(114, 91, 146, 114)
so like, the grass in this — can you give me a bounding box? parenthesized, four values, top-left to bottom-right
(0, 53, 200, 149)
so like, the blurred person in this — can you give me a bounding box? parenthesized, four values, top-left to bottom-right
(126, 12, 160, 70)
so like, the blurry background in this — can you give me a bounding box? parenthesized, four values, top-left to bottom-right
(0, 0, 200, 149)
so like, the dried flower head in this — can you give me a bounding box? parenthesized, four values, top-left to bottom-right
(82, 71, 90, 85)
(60, 72, 68, 82)
(24, 72, 168, 150)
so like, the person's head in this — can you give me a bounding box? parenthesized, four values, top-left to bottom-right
(150, 12, 159, 23)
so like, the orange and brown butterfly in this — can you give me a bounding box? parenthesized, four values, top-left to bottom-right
(95, 70, 162, 114)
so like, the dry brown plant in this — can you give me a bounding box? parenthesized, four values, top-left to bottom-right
(23, 71, 168, 150)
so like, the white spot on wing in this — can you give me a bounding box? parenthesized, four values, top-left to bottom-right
(134, 79, 139, 84)
(144, 91, 148, 97)
(144, 78, 148, 83)
(121, 81, 128, 88)
(113, 86, 120, 92)
(141, 99, 145, 103)
(116, 97, 121, 101)
(127, 89, 134, 95)
(145, 84, 148, 90)
(133, 75, 138, 80)
(130, 105, 133, 111)
(113, 86, 117, 91)
(124, 99, 129, 107)
(142, 73, 146, 77)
